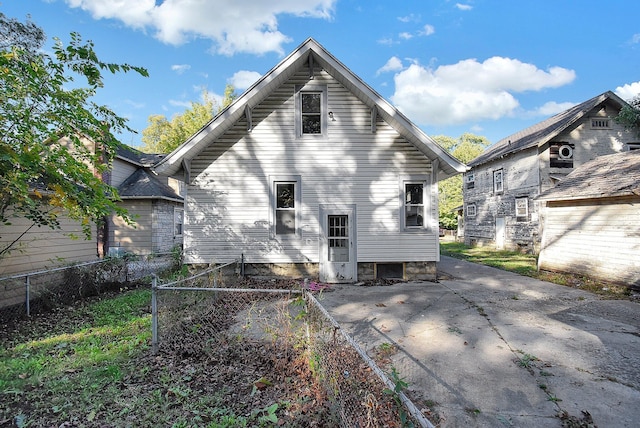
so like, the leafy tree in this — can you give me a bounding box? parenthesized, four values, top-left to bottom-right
(435, 133, 491, 229)
(0, 13, 148, 258)
(615, 95, 640, 136)
(141, 84, 238, 154)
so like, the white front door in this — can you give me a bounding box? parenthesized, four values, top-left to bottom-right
(319, 205, 356, 283)
(496, 217, 505, 250)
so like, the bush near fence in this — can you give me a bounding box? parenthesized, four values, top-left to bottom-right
(152, 266, 432, 427)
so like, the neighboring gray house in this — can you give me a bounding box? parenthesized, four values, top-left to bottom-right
(537, 150, 640, 287)
(154, 38, 466, 283)
(106, 146, 184, 256)
(463, 91, 638, 253)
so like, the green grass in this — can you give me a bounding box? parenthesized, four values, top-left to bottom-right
(440, 241, 632, 298)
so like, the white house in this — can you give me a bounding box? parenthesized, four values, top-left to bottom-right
(154, 38, 466, 283)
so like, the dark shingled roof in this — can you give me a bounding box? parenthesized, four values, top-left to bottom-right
(116, 145, 165, 167)
(469, 91, 628, 167)
(538, 150, 640, 201)
(117, 168, 182, 201)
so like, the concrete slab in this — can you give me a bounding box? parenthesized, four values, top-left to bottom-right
(317, 256, 640, 427)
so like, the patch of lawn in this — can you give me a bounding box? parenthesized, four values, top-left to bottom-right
(440, 242, 632, 299)
(0, 289, 153, 426)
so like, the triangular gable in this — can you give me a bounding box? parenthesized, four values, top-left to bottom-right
(469, 91, 629, 167)
(153, 38, 466, 181)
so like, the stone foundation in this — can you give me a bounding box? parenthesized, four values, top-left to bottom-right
(188, 260, 437, 283)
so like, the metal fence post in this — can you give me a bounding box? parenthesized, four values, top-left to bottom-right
(25, 275, 30, 317)
(151, 275, 158, 354)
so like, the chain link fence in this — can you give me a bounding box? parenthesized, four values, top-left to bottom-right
(0, 253, 178, 322)
(152, 265, 433, 427)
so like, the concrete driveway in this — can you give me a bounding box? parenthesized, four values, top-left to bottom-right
(318, 256, 640, 427)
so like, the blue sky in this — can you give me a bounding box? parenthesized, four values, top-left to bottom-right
(4, 0, 640, 149)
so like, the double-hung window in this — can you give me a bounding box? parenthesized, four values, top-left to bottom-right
(493, 169, 504, 193)
(295, 84, 327, 137)
(271, 175, 301, 237)
(400, 177, 429, 231)
(174, 207, 184, 237)
(301, 93, 322, 134)
(515, 197, 528, 220)
(405, 183, 424, 227)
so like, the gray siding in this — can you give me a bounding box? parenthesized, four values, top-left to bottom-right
(538, 196, 640, 286)
(185, 70, 438, 266)
(464, 148, 540, 251)
(464, 100, 635, 253)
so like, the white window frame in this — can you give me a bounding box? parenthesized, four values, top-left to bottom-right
(493, 169, 504, 193)
(399, 176, 430, 232)
(466, 203, 476, 218)
(515, 197, 528, 218)
(174, 207, 184, 237)
(295, 84, 328, 138)
(269, 175, 302, 238)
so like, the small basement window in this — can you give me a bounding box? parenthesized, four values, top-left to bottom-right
(376, 263, 404, 279)
(628, 143, 640, 151)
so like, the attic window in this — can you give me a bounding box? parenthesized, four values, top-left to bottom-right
(301, 93, 321, 134)
(295, 84, 327, 137)
(550, 143, 574, 168)
(591, 118, 611, 129)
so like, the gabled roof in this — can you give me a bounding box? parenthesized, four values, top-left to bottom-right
(538, 150, 640, 201)
(153, 38, 466, 180)
(468, 91, 629, 167)
(116, 145, 166, 167)
(118, 168, 183, 202)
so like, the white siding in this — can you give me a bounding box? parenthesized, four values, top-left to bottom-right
(185, 70, 437, 265)
(538, 197, 640, 286)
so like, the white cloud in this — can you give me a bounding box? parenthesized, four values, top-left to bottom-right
(171, 64, 191, 74)
(399, 32, 413, 40)
(530, 101, 576, 117)
(390, 57, 576, 126)
(419, 24, 435, 36)
(615, 81, 640, 100)
(397, 14, 421, 23)
(376, 56, 404, 76)
(64, 0, 336, 56)
(168, 99, 192, 109)
(124, 99, 145, 109)
(455, 3, 473, 11)
(229, 70, 263, 90)
(630, 33, 640, 45)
